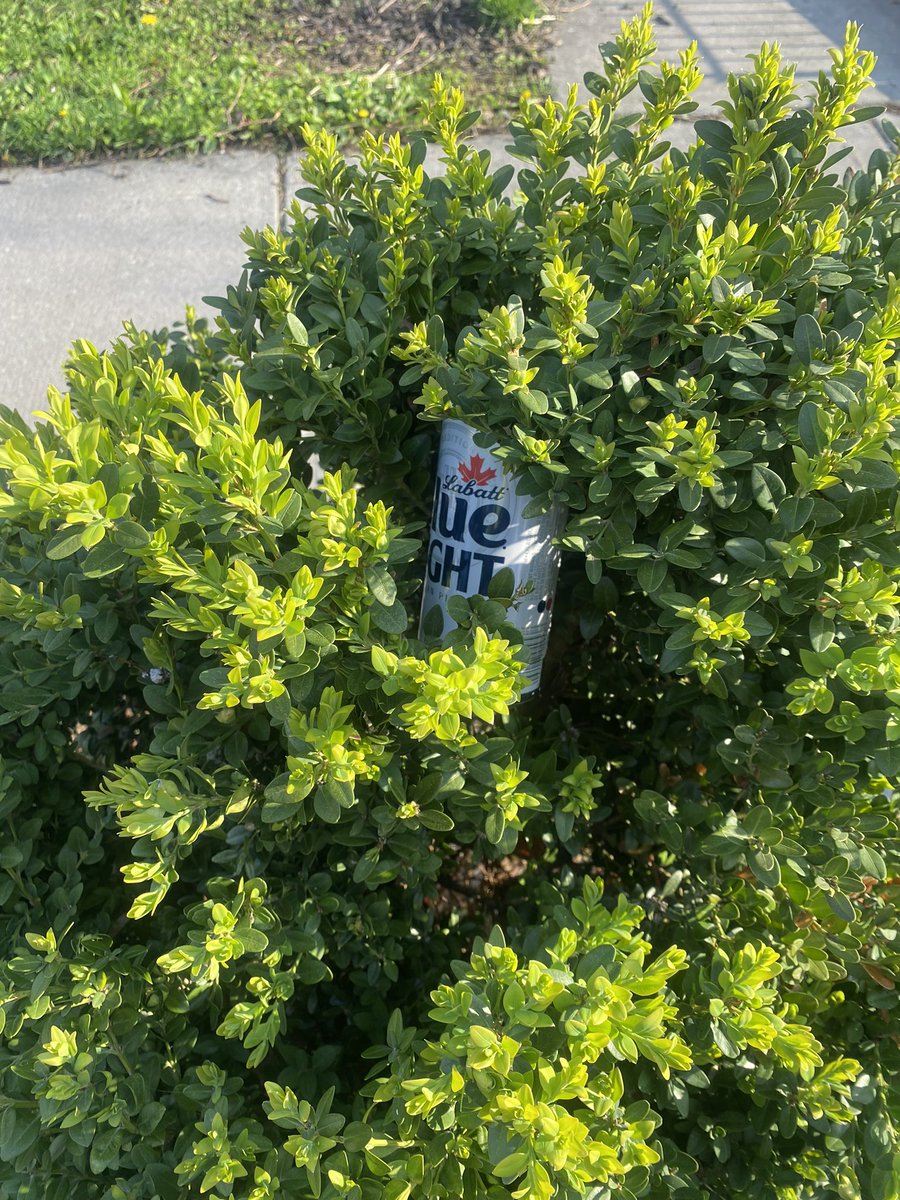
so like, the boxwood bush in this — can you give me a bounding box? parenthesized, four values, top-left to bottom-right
(2, 9, 900, 1199)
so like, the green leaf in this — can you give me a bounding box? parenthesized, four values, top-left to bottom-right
(637, 560, 667, 593)
(488, 567, 516, 599)
(115, 520, 151, 549)
(421, 603, 445, 640)
(82, 539, 128, 577)
(133, 475, 160, 524)
(851, 459, 897, 489)
(724, 537, 766, 567)
(727, 347, 767, 375)
(367, 563, 397, 607)
(702, 333, 732, 363)
(81, 521, 106, 549)
(822, 889, 855, 923)
(371, 598, 408, 634)
(417, 809, 454, 832)
(845, 104, 885, 124)
(89, 1127, 121, 1174)
(574, 364, 614, 389)
(519, 389, 549, 415)
(711, 1023, 739, 1057)
(485, 810, 506, 845)
(739, 175, 776, 207)
(798, 402, 827, 454)
(384, 1182, 411, 1200)
(0, 1110, 40, 1162)
(809, 613, 834, 653)
(493, 1151, 529, 1180)
(793, 314, 824, 364)
(778, 496, 814, 532)
(620, 369, 642, 398)
(751, 466, 786, 513)
(748, 849, 781, 888)
(342, 1121, 373, 1153)
(266, 690, 292, 724)
(46, 527, 86, 560)
(314, 778, 353, 824)
(743, 806, 774, 836)
(286, 313, 309, 345)
(678, 479, 702, 512)
(695, 119, 734, 150)
(795, 185, 846, 212)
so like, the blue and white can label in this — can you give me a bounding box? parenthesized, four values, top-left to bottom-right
(419, 419, 563, 693)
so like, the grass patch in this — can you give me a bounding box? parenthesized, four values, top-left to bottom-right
(475, 0, 545, 31)
(0, 0, 548, 164)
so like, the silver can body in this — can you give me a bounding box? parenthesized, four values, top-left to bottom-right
(419, 419, 563, 693)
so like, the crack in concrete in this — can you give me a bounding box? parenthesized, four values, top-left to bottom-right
(276, 150, 288, 231)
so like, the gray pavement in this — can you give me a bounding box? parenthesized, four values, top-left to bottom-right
(0, 152, 278, 417)
(554, 0, 900, 109)
(550, 0, 899, 161)
(3, 0, 900, 416)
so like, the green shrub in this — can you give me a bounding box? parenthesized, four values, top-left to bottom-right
(2, 7, 900, 1199)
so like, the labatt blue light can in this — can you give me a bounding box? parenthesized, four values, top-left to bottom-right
(419, 420, 563, 693)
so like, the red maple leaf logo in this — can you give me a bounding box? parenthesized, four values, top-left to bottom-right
(458, 454, 497, 486)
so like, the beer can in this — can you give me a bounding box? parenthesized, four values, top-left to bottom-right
(419, 419, 564, 693)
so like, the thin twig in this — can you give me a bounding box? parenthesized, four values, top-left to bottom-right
(145, 113, 282, 159)
(224, 75, 246, 125)
(367, 29, 426, 80)
(410, 48, 442, 73)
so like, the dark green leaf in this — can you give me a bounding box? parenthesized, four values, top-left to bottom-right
(695, 120, 734, 151)
(115, 520, 151, 549)
(371, 598, 408, 634)
(417, 809, 454, 832)
(702, 333, 732, 363)
(809, 613, 834, 653)
(798, 402, 827, 453)
(724, 537, 766, 566)
(793, 314, 824, 364)
(748, 848, 781, 888)
(751, 466, 786, 513)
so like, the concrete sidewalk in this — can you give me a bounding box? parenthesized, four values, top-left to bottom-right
(556, 0, 900, 111)
(3, 0, 899, 415)
(554, 0, 900, 158)
(0, 152, 280, 417)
